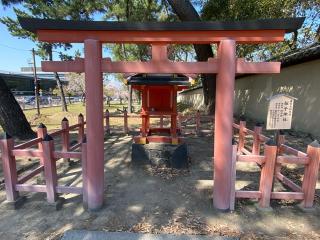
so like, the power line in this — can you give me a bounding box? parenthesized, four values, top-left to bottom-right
(0, 42, 31, 52)
(0, 42, 64, 54)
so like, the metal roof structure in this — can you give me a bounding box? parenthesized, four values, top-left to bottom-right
(0, 70, 53, 82)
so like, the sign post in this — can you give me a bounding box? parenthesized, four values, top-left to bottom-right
(266, 94, 296, 131)
(266, 94, 296, 190)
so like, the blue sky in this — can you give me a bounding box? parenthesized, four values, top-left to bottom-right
(0, 3, 110, 72)
(0, 4, 40, 72)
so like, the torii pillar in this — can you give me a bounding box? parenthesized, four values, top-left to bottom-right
(213, 39, 236, 210)
(84, 39, 104, 210)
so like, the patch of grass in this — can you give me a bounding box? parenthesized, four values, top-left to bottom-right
(1, 101, 167, 134)
(23, 102, 131, 131)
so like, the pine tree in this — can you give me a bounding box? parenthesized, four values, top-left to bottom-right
(0, 76, 35, 139)
(0, 0, 108, 112)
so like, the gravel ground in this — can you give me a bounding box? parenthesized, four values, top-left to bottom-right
(0, 126, 319, 240)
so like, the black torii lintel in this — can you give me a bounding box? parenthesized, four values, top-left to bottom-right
(18, 17, 305, 33)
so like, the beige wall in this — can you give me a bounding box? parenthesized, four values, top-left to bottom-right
(178, 87, 205, 109)
(235, 59, 320, 136)
(179, 59, 320, 137)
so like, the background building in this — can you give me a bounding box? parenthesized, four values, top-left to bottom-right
(0, 68, 67, 95)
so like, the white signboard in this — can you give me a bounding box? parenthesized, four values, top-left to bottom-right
(266, 94, 296, 130)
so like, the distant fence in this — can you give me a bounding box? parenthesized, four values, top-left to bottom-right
(15, 95, 83, 110)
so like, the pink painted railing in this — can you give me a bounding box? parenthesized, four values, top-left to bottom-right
(1, 111, 319, 210)
(231, 119, 320, 210)
(0, 114, 87, 208)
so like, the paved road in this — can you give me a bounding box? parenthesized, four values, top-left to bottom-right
(62, 230, 239, 240)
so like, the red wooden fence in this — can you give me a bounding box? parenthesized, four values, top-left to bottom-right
(0, 111, 319, 210)
(231, 120, 320, 210)
(0, 114, 86, 208)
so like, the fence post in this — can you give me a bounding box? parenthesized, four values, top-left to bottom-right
(105, 109, 110, 134)
(252, 123, 262, 155)
(42, 134, 58, 204)
(301, 140, 320, 208)
(258, 140, 277, 208)
(238, 120, 246, 154)
(81, 137, 88, 209)
(160, 115, 164, 128)
(0, 133, 19, 202)
(230, 139, 238, 211)
(275, 131, 286, 174)
(78, 113, 85, 144)
(61, 117, 70, 163)
(124, 109, 128, 135)
(195, 110, 201, 136)
(37, 123, 47, 166)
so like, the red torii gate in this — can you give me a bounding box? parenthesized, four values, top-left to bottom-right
(19, 17, 304, 211)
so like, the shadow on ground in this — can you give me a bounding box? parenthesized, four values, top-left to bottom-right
(0, 130, 319, 240)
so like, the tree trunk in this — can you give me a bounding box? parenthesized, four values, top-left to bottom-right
(54, 72, 68, 111)
(167, 0, 216, 113)
(45, 44, 68, 112)
(0, 76, 36, 139)
(128, 85, 132, 113)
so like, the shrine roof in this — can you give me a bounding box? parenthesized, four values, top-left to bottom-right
(18, 17, 304, 34)
(127, 74, 190, 86)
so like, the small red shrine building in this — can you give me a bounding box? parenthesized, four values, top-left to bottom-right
(127, 74, 190, 145)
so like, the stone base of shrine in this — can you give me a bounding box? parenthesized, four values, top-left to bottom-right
(131, 142, 189, 169)
(133, 135, 183, 145)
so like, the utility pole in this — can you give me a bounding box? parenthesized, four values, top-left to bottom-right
(32, 48, 40, 115)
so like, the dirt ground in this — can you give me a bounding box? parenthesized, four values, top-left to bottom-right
(0, 124, 319, 239)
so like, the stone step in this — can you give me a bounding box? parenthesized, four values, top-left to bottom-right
(62, 230, 239, 240)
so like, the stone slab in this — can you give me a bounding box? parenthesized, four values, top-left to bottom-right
(131, 143, 188, 169)
(61, 230, 239, 240)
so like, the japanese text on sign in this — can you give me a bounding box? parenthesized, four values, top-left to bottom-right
(266, 94, 295, 130)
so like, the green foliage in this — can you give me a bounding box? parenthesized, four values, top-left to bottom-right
(201, 0, 320, 60)
(103, 0, 199, 85)
(103, 0, 163, 63)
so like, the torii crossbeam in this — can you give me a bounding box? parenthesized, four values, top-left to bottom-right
(19, 17, 304, 211)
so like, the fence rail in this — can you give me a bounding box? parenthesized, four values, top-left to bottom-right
(231, 119, 320, 210)
(0, 110, 319, 211)
(0, 114, 87, 207)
